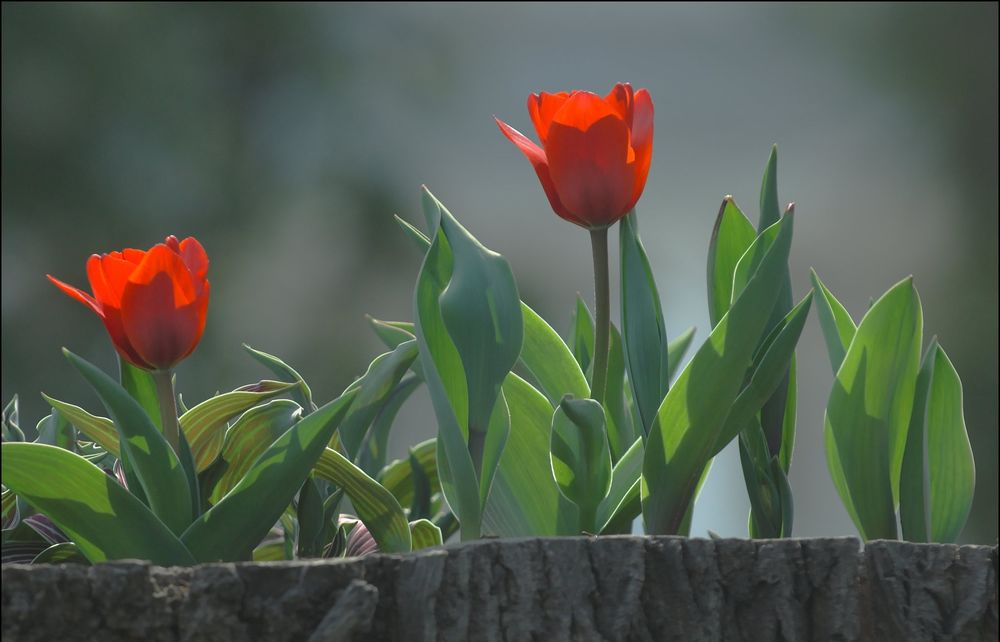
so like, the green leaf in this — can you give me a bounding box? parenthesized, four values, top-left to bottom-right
(478, 391, 510, 505)
(367, 316, 418, 351)
(666, 327, 697, 383)
(252, 541, 286, 561)
(394, 212, 436, 255)
(900, 342, 937, 542)
(520, 303, 590, 405)
(41, 394, 119, 457)
(64, 350, 192, 536)
(571, 295, 596, 375)
(34, 410, 75, 451)
(710, 292, 814, 457)
(391, 211, 589, 407)
(707, 196, 757, 327)
(119, 358, 161, 430)
(483, 374, 578, 536)
(731, 217, 782, 304)
(923, 345, 975, 542)
(243, 345, 316, 413)
(414, 209, 480, 540)
(900, 343, 975, 543)
(643, 210, 795, 535)
(824, 277, 922, 540)
(339, 341, 418, 460)
(208, 400, 303, 504)
(379, 438, 440, 508)
(408, 448, 432, 520)
(296, 477, 325, 558)
(313, 446, 412, 553)
(32, 542, 89, 565)
(550, 396, 613, 532)
(739, 421, 782, 538)
(2, 443, 194, 565)
(734, 208, 795, 460)
(810, 269, 858, 373)
(355, 376, 422, 476)
(181, 390, 357, 562)
(779, 360, 797, 472)
(759, 145, 781, 230)
(620, 211, 670, 437)
(3, 395, 24, 442)
(596, 436, 642, 533)
(605, 324, 636, 462)
(414, 188, 523, 540)
(436, 192, 523, 475)
(409, 519, 443, 550)
(179, 380, 298, 472)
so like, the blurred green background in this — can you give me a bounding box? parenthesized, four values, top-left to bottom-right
(3, 3, 996, 543)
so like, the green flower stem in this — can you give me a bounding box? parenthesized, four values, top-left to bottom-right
(590, 227, 611, 405)
(152, 369, 180, 454)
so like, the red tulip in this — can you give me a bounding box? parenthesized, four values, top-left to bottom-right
(496, 82, 654, 229)
(47, 236, 210, 371)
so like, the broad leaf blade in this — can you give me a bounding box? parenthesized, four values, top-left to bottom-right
(666, 327, 697, 383)
(550, 396, 612, 531)
(179, 380, 298, 472)
(413, 197, 480, 540)
(620, 211, 669, 436)
(520, 303, 590, 404)
(208, 400, 303, 504)
(643, 211, 795, 534)
(1, 443, 194, 565)
(483, 374, 578, 536)
(119, 358, 161, 430)
(900, 342, 936, 542)
(810, 269, 858, 373)
(243, 345, 316, 413)
(64, 350, 192, 535)
(710, 292, 814, 457)
(824, 277, 922, 540)
(707, 197, 757, 327)
(314, 447, 412, 553)
(409, 519, 442, 550)
(181, 390, 357, 562)
(41, 394, 119, 457)
(339, 341, 418, 460)
(379, 438, 440, 508)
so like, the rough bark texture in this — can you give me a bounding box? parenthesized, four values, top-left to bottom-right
(2, 537, 996, 641)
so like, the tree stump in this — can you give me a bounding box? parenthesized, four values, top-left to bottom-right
(2, 537, 996, 641)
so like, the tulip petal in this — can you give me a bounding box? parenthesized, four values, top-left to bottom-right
(127, 244, 198, 305)
(102, 306, 154, 370)
(175, 282, 210, 363)
(47, 275, 101, 317)
(527, 91, 570, 144)
(603, 83, 634, 125)
(91, 254, 140, 308)
(120, 245, 202, 369)
(121, 249, 145, 265)
(626, 88, 654, 212)
(121, 278, 203, 370)
(545, 112, 635, 227)
(549, 91, 620, 134)
(495, 117, 587, 226)
(179, 237, 209, 283)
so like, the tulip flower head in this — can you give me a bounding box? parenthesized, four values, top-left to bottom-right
(48, 236, 210, 371)
(496, 82, 654, 229)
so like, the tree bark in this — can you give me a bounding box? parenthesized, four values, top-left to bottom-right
(2, 537, 996, 641)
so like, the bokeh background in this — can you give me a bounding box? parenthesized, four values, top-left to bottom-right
(3, 3, 996, 543)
